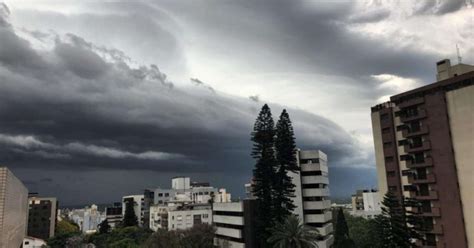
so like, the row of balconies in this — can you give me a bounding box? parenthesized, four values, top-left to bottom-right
(302, 188, 330, 197)
(303, 200, 331, 210)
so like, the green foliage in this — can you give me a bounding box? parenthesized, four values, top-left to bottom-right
(123, 198, 139, 227)
(273, 109, 298, 222)
(267, 215, 319, 248)
(47, 219, 82, 248)
(345, 214, 382, 248)
(98, 219, 111, 234)
(55, 219, 80, 236)
(251, 104, 278, 247)
(375, 192, 412, 248)
(333, 208, 355, 248)
(87, 226, 152, 248)
(144, 224, 215, 248)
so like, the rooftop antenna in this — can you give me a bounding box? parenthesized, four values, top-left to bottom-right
(456, 44, 462, 64)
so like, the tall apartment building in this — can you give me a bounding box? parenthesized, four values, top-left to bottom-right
(215, 149, 333, 248)
(350, 189, 381, 219)
(289, 150, 333, 248)
(213, 199, 259, 248)
(27, 196, 58, 240)
(371, 59, 474, 247)
(0, 167, 29, 248)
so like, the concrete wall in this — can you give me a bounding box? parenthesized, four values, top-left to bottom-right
(446, 85, 474, 247)
(371, 112, 388, 199)
(0, 167, 28, 248)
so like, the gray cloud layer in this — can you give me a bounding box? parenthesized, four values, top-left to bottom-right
(0, 9, 370, 204)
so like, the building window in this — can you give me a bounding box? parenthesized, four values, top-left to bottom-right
(158, 193, 163, 197)
(165, 193, 169, 197)
(385, 156, 394, 162)
(380, 113, 389, 120)
(388, 186, 397, 192)
(383, 142, 392, 148)
(387, 171, 396, 177)
(382, 127, 391, 134)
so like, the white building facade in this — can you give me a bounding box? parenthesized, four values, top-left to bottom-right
(290, 150, 334, 248)
(122, 195, 145, 227)
(149, 203, 212, 231)
(351, 189, 381, 219)
(69, 204, 106, 233)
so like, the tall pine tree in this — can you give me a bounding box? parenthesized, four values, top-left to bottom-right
(375, 192, 412, 248)
(251, 104, 278, 248)
(273, 109, 298, 222)
(123, 198, 139, 227)
(334, 208, 356, 248)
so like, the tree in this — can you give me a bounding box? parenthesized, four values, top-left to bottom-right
(404, 197, 425, 246)
(98, 219, 111, 234)
(123, 198, 139, 227)
(273, 109, 298, 222)
(55, 219, 80, 235)
(346, 214, 382, 248)
(333, 208, 355, 248)
(144, 224, 215, 248)
(267, 215, 319, 248)
(251, 104, 278, 247)
(375, 192, 411, 248)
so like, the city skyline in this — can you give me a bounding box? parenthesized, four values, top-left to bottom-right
(1, 1, 473, 205)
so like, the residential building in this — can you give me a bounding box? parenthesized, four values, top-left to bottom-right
(105, 202, 123, 228)
(69, 204, 106, 234)
(350, 189, 381, 219)
(0, 167, 29, 248)
(122, 195, 145, 227)
(371, 59, 474, 247)
(149, 203, 212, 231)
(289, 150, 334, 248)
(27, 196, 57, 240)
(213, 199, 259, 248)
(23, 236, 47, 248)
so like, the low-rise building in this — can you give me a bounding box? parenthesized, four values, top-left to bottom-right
(122, 195, 145, 227)
(23, 236, 47, 248)
(69, 204, 106, 234)
(350, 189, 381, 219)
(0, 167, 29, 248)
(105, 202, 123, 228)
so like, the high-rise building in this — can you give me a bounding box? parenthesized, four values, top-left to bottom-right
(289, 150, 333, 248)
(27, 196, 58, 240)
(105, 202, 123, 228)
(371, 59, 474, 247)
(0, 167, 29, 248)
(213, 199, 259, 248)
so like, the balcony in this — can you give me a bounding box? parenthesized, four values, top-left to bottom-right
(301, 176, 329, 185)
(301, 163, 328, 173)
(407, 157, 433, 169)
(302, 188, 330, 197)
(400, 109, 427, 122)
(406, 141, 431, 153)
(422, 207, 441, 217)
(304, 211, 332, 223)
(415, 191, 438, 200)
(398, 97, 424, 109)
(317, 223, 334, 236)
(304, 200, 331, 210)
(408, 174, 436, 184)
(403, 125, 429, 138)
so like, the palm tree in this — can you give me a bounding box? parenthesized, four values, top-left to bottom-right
(267, 215, 320, 248)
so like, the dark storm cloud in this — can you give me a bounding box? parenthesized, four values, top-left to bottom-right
(0, 10, 368, 185)
(414, 0, 467, 15)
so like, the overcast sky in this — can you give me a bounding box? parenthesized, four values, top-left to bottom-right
(1, 1, 472, 205)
